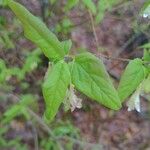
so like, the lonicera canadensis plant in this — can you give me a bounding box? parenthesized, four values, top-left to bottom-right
(5, 0, 150, 122)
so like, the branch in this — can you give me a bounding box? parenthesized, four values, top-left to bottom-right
(88, 10, 131, 62)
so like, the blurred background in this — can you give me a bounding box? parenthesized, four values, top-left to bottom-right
(0, 0, 150, 149)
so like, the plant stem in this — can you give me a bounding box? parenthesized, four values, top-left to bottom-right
(88, 10, 100, 52)
(88, 10, 131, 62)
(27, 108, 102, 149)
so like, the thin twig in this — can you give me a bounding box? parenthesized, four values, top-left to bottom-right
(88, 10, 100, 52)
(27, 108, 55, 138)
(88, 11, 150, 64)
(96, 53, 131, 62)
(88, 10, 131, 62)
(29, 121, 39, 150)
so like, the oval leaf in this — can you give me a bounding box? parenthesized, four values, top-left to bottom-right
(71, 52, 121, 110)
(43, 61, 70, 121)
(143, 74, 150, 93)
(61, 39, 72, 54)
(118, 59, 147, 102)
(7, 0, 65, 60)
(143, 49, 150, 62)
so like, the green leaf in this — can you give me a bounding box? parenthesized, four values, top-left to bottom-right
(64, 0, 79, 11)
(141, 0, 150, 18)
(118, 59, 147, 102)
(143, 74, 150, 93)
(0, 59, 7, 83)
(2, 105, 21, 124)
(96, 0, 109, 23)
(0, 0, 7, 6)
(1, 31, 14, 49)
(2, 94, 36, 124)
(96, 0, 120, 23)
(7, 0, 65, 60)
(143, 49, 150, 62)
(71, 52, 121, 110)
(82, 0, 96, 15)
(42, 61, 70, 121)
(61, 39, 72, 54)
(141, 43, 150, 49)
(22, 48, 41, 73)
(49, 0, 57, 5)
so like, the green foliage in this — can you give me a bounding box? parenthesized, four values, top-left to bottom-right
(43, 61, 71, 121)
(61, 39, 72, 55)
(40, 139, 60, 150)
(0, 0, 7, 6)
(49, 0, 57, 5)
(2, 94, 37, 124)
(40, 121, 80, 150)
(55, 18, 73, 35)
(1, 94, 81, 150)
(142, 43, 150, 49)
(6, 0, 150, 122)
(143, 74, 150, 93)
(82, 0, 96, 15)
(71, 52, 121, 110)
(118, 59, 147, 102)
(0, 30, 14, 49)
(0, 59, 7, 83)
(96, 0, 120, 23)
(0, 129, 28, 150)
(22, 48, 42, 74)
(64, 0, 79, 11)
(142, 46, 150, 72)
(0, 48, 41, 82)
(53, 121, 79, 137)
(0, 94, 34, 150)
(0, 25, 15, 49)
(3, 0, 150, 149)
(141, 0, 150, 18)
(7, 0, 65, 60)
(143, 49, 150, 62)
